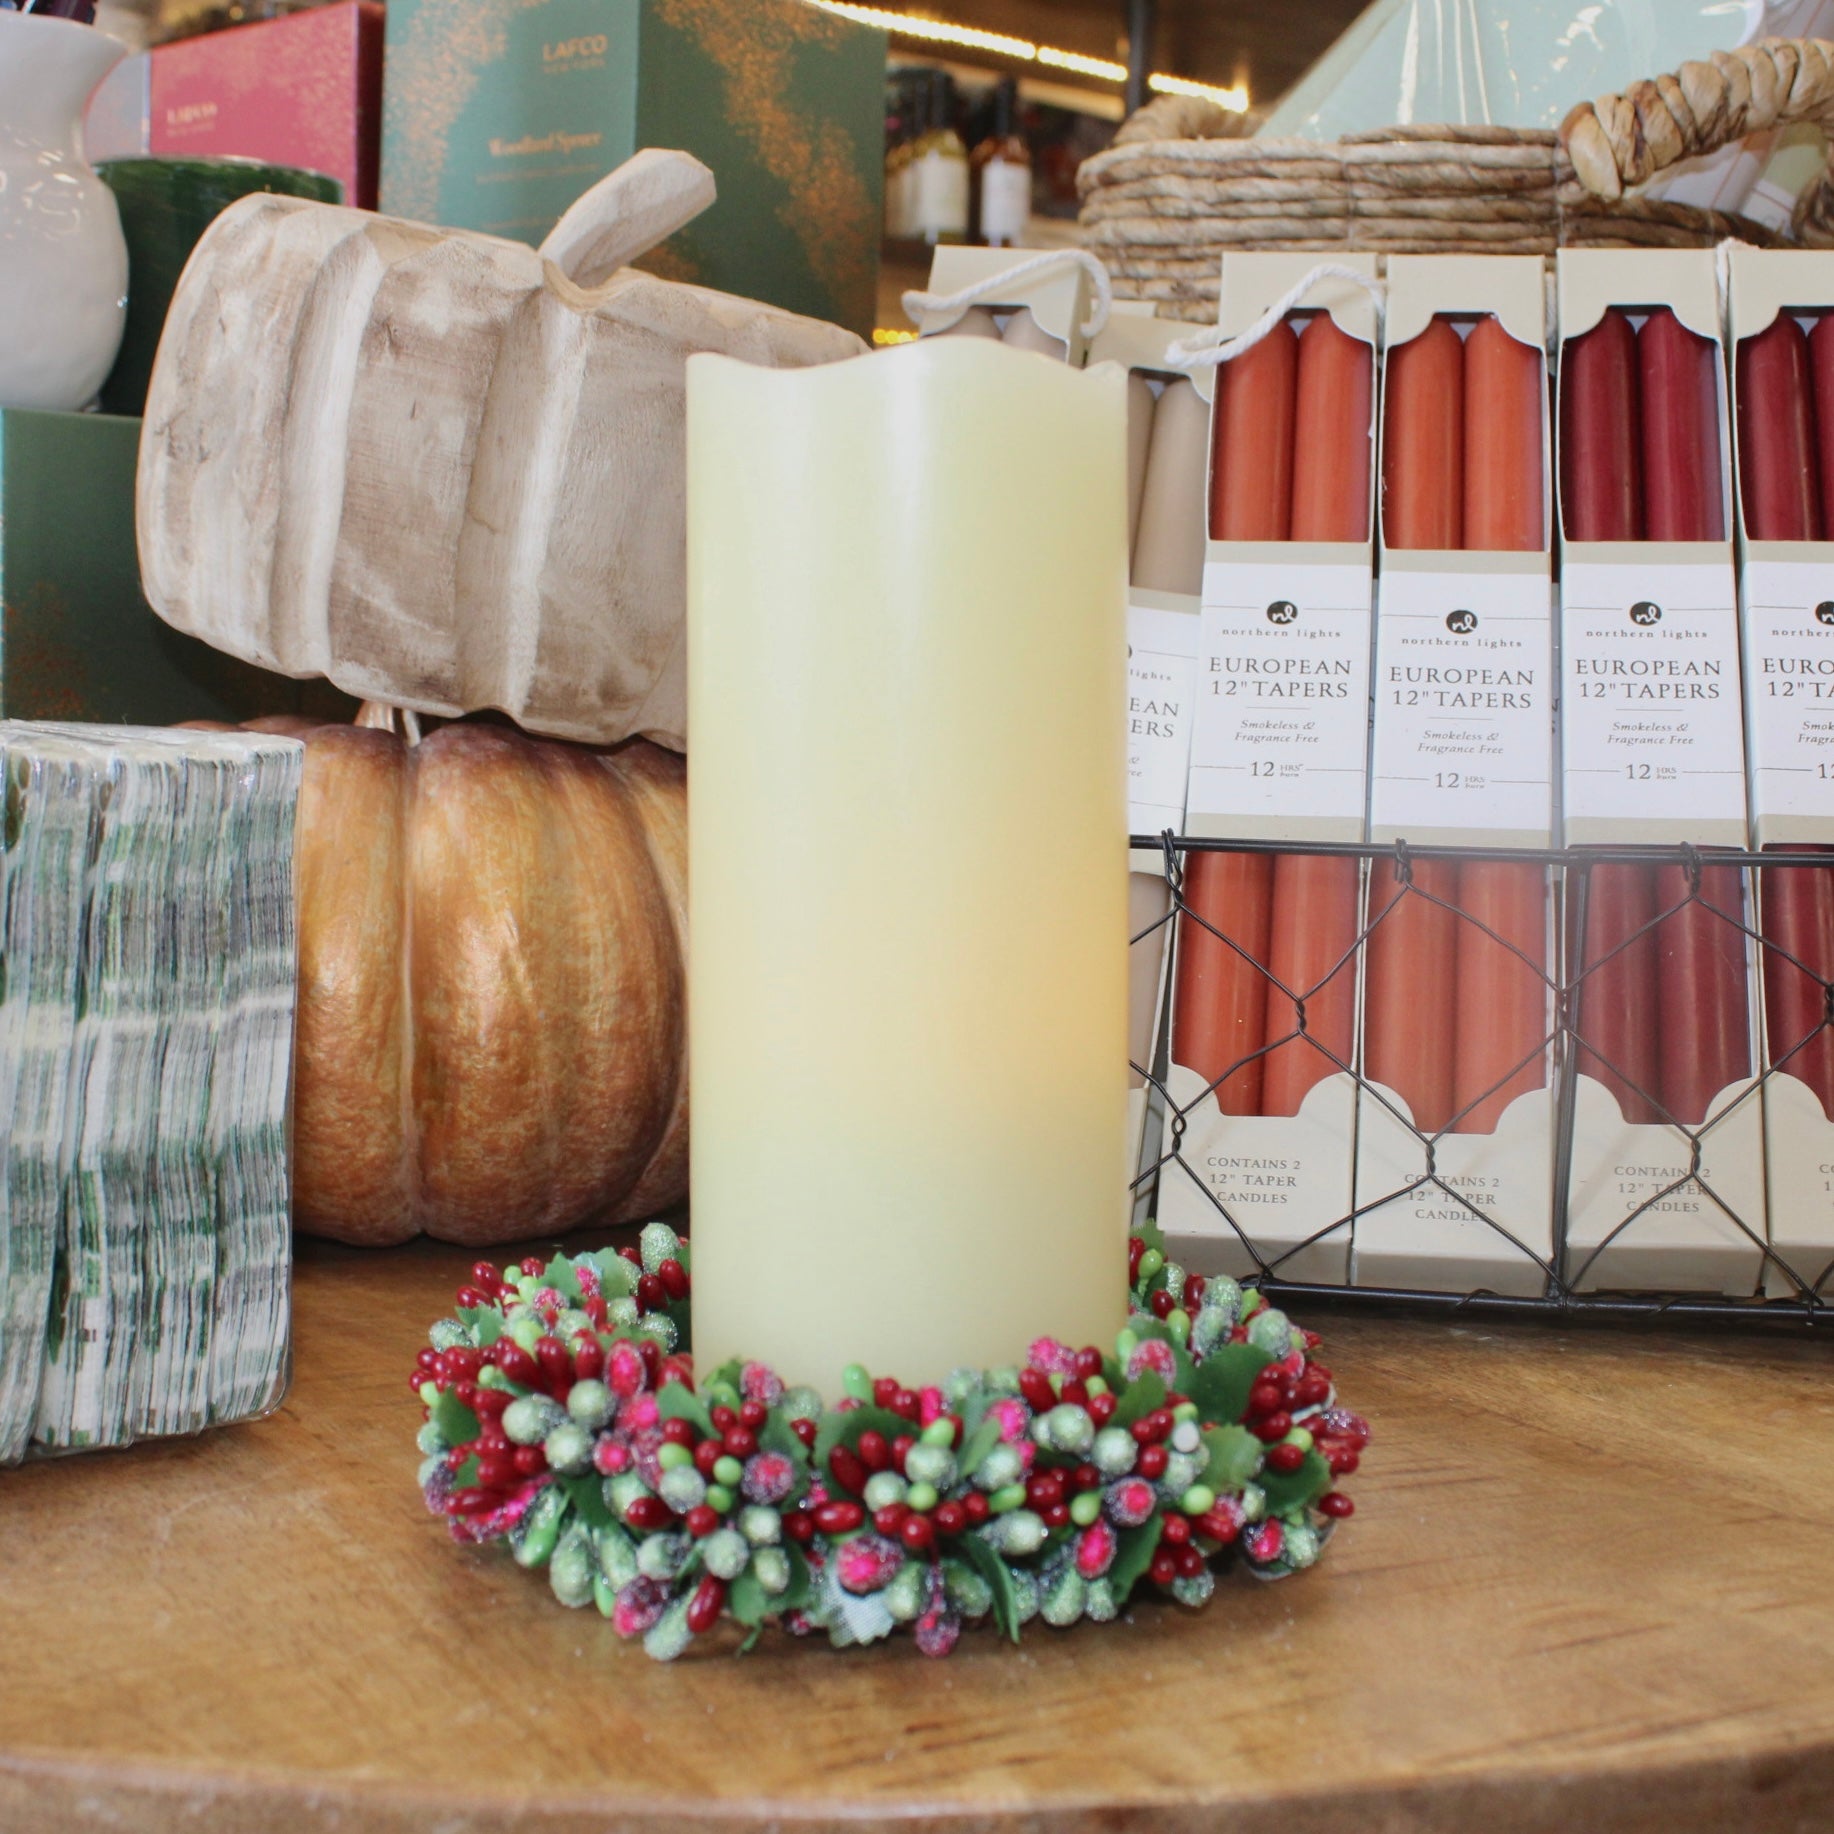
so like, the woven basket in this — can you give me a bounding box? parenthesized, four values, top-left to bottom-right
(1079, 38, 1834, 323)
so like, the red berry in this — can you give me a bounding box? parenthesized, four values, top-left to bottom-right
(513, 1446, 546, 1477)
(1137, 1444, 1169, 1481)
(1248, 1382, 1284, 1417)
(874, 1504, 909, 1536)
(1265, 1441, 1306, 1473)
(1186, 1276, 1207, 1306)
(447, 1487, 492, 1515)
(518, 1256, 545, 1276)
(1088, 1393, 1117, 1426)
(1042, 1503, 1069, 1530)
(783, 1511, 815, 1544)
(573, 1339, 605, 1382)
(934, 1502, 966, 1537)
(1149, 1549, 1177, 1588)
(1296, 1374, 1331, 1408)
(1072, 1463, 1101, 1494)
(710, 1405, 737, 1432)
(899, 1513, 934, 1554)
(791, 1418, 818, 1448)
(470, 1262, 501, 1293)
(1150, 1289, 1175, 1320)
(453, 1286, 488, 1310)
(813, 1500, 865, 1535)
(1199, 1508, 1241, 1545)
(1252, 1411, 1293, 1443)
(636, 1273, 667, 1312)
(827, 1446, 867, 1495)
(693, 1438, 722, 1477)
(1318, 1492, 1355, 1519)
(873, 1377, 900, 1408)
(472, 1387, 510, 1419)
(658, 1258, 690, 1300)
(1026, 1472, 1063, 1510)
(624, 1495, 671, 1531)
(739, 1400, 768, 1431)
(454, 1381, 480, 1409)
(1160, 1512, 1190, 1545)
(1327, 1447, 1360, 1476)
(1059, 1380, 1088, 1409)
(416, 1347, 440, 1371)
(963, 1492, 990, 1525)
(1018, 1369, 1056, 1413)
(475, 1456, 518, 1490)
(1176, 1545, 1206, 1579)
(619, 1245, 642, 1265)
(637, 1339, 662, 1379)
(582, 1296, 608, 1327)
(892, 1388, 921, 1422)
(1308, 1363, 1332, 1386)
(857, 1430, 891, 1472)
(661, 1417, 695, 1448)
(686, 1504, 720, 1538)
(892, 1434, 915, 1474)
(686, 1575, 726, 1635)
(723, 1426, 758, 1460)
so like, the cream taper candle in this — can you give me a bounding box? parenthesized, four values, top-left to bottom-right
(686, 340, 1129, 1391)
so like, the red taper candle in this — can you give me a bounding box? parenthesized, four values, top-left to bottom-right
(1560, 309, 1641, 541)
(1652, 862, 1751, 1125)
(1738, 314, 1822, 540)
(1809, 314, 1834, 538)
(1290, 312, 1373, 543)
(1573, 864, 1663, 1125)
(1363, 857, 1461, 1134)
(1760, 847, 1834, 1122)
(1639, 306, 1725, 542)
(1210, 318, 1297, 541)
(1464, 313, 1544, 551)
(1173, 849, 1273, 1115)
(1450, 862, 1548, 1134)
(1382, 315, 1464, 549)
(1260, 854, 1361, 1117)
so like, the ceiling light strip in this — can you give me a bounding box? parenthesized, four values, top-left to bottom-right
(807, 1, 1248, 110)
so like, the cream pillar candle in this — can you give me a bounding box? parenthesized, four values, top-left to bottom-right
(686, 340, 1129, 1390)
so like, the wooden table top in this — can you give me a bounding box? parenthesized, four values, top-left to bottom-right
(3, 1234, 1831, 1833)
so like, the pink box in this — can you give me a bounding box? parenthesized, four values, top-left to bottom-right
(149, 2, 383, 209)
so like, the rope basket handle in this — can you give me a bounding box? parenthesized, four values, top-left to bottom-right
(1560, 36, 1834, 239)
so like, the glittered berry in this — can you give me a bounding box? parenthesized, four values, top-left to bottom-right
(1075, 1520, 1117, 1579)
(837, 1533, 905, 1593)
(1319, 1492, 1355, 1519)
(1266, 1441, 1306, 1473)
(1105, 1478, 1156, 1527)
(742, 1452, 796, 1506)
(1245, 1520, 1285, 1565)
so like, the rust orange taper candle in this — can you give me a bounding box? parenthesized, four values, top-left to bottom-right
(1210, 318, 1297, 542)
(1463, 313, 1543, 551)
(1382, 315, 1463, 550)
(1259, 855, 1360, 1118)
(1173, 849, 1273, 1116)
(1363, 858, 1461, 1135)
(1290, 312, 1372, 543)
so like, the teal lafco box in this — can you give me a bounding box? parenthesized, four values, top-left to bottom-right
(379, 0, 885, 339)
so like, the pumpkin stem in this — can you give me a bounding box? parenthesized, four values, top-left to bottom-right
(355, 702, 423, 747)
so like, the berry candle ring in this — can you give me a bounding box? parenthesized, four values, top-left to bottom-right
(412, 1221, 1368, 1660)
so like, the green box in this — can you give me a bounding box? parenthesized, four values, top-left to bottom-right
(379, 0, 885, 339)
(0, 411, 351, 727)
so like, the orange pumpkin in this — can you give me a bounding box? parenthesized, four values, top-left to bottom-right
(203, 706, 686, 1245)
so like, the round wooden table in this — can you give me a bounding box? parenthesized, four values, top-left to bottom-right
(3, 1234, 1831, 1832)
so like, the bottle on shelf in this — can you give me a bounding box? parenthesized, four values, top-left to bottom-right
(909, 70, 969, 246)
(971, 76, 1031, 248)
(883, 71, 918, 241)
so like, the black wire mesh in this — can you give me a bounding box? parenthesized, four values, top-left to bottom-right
(1129, 834, 1834, 1326)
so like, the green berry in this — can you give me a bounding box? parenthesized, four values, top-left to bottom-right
(841, 1364, 874, 1403)
(863, 1471, 907, 1511)
(605, 1296, 640, 1328)
(905, 1481, 939, 1512)
(1172, 1401, 1200, 1424)
(418, 1380, 439, 1407)
(1084, 1375, 1110, 1398)
(1287, 1426, 1314, 1453)
(1137, 1247, 1164, 1283)
(943, 1560, 993, 1619)
(598, 1527, 640, 1587)
(1180, 1483, 1217, 1516)
(657, 1441, 693, 1472)
(975, 1443, 1023, 1492)
(1166, 1309, 1191, 1344)
(1069, 1490, 1103, 1528)
(644, 1598, 693, 1662)
(988, 1483, 1028, 1514)
(1041, 1567, 1087, 1627)
(1115, 1328, 1140, 1364)
(705, 1483, 735, 1513)
(510, 1486, 565, 1569)
(713, 1455, 745, 1487)
(884, 1562, 926, 1622)
(509, 1315, 543, 1354)
(637, 1532, 690, 1582)
(984, 1509, 1045, 1556)
(477, 1366, 511, 1392)
(920, 1417, 957, 1448)
(753, 1546, 792, 1595)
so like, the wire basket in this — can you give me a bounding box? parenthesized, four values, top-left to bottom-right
(1130, 835, 1834, 1327)
(1079, 38, 1834, 325)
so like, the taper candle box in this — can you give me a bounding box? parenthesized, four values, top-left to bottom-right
(0, 410, 349, 728)
(1354, 256, 1557, 1298)
(1160, 257, 1380, 1287)
(148, 2, 382, 207)
(1724, 245, 1834, 1296)
(379, 0, 885, 339)
(1555, 250, 1764, 1295)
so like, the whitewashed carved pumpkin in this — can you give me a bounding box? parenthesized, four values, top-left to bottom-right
(137, 151, 865, 752)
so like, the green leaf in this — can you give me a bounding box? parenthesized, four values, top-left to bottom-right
(811, 1405, 905, 1481)
(452, 1454, 480, 1491)
(780, 1543, 813, 1614)
(657, 1383, 714, 1436)
(958, 1530, 1021, 1643)
(1199, 1424, 1261, 1493)
(1108, 1518, 1165, 1607)
(1136, 1218, 1167, 1259)
(541, 1256, 583, 1303)
(665, 1297, 693, 1353)
(957, 1417, 1003, 1480)
(592, 1251, 637, 1298)
(455, 1305, 501, 1347)
(1187, 1343, 1275, 1425)
(728, 1568, 768, 1628)
(1258, 1449, 1332, 1515)
(429, 1389, 479, 1446)
(1108, 1370, 1166, 1434)
(563, 1474, 614, 1530)
(706, 1357, 745, 1397)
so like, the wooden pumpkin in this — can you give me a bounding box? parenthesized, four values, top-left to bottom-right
(140, 151, 865, 753)
(207, 705, 686, 1246)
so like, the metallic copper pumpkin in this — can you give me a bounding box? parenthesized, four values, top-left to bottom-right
(211, 708, 686, 1245)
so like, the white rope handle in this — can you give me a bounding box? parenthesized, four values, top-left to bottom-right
(1165, 262, 1387, 371)
(902, 248, 1114, 338)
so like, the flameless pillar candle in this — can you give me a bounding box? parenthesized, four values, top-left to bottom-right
(686, 342, 1129, 1390)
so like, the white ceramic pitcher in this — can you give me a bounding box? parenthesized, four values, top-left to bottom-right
(0, 11, 127, 411)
